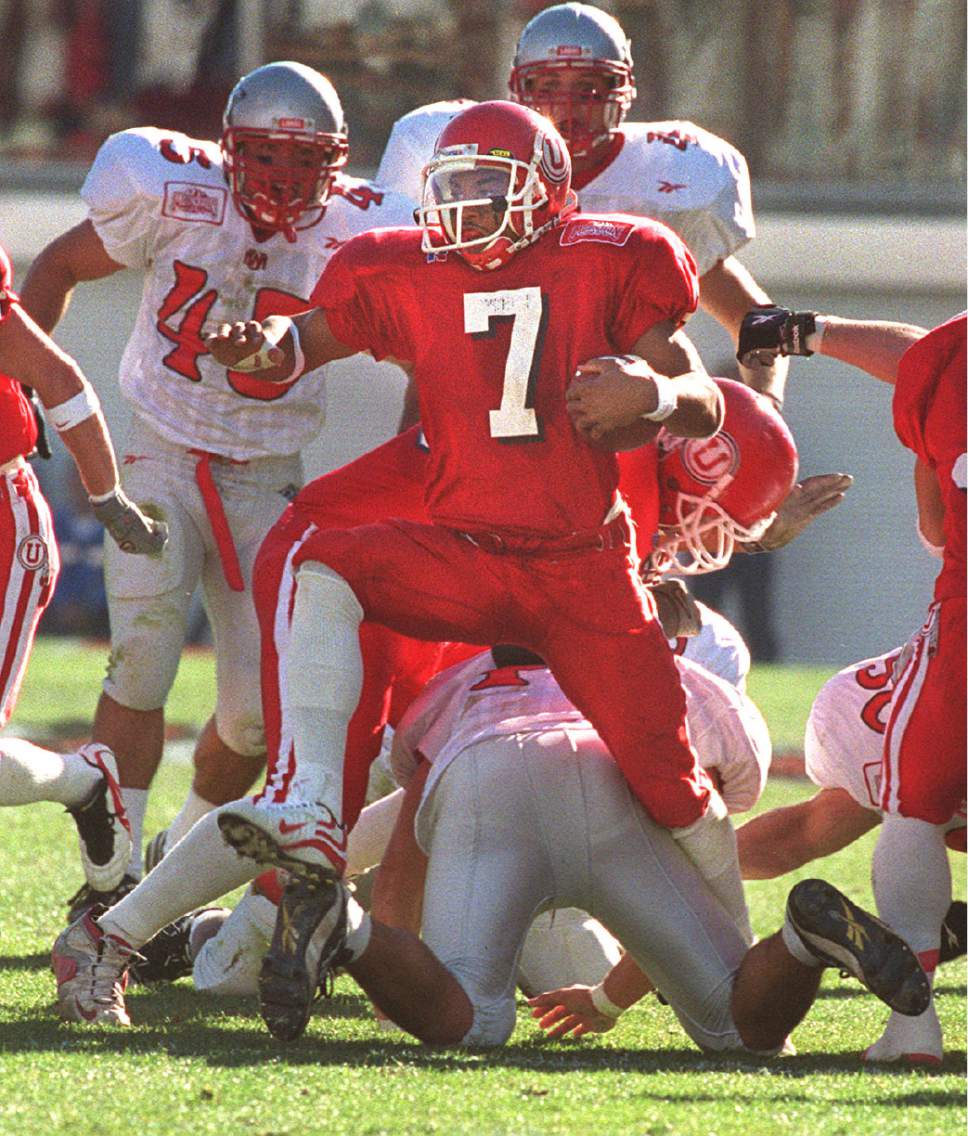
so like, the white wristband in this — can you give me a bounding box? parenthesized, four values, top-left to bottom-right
(589, 982, 624, 1019)
(48, 386, 101, 432)
(640, 375, 678, 422)
(805, 316, 827, 354)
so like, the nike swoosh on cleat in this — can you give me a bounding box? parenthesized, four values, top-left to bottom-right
(278, 820, 308, 835)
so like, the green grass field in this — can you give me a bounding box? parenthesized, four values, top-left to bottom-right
(0, 640, 964, 1136)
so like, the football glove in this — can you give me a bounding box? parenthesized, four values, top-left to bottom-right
(92, 490, 168, 556)
(738, 306, 818, 367)
(651, 578, 703, 638)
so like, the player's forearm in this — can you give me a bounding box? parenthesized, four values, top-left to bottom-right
(58, 414, 122, 498)
(599, 951, 654, 1010)
(736, 807, 812, 879)
(814, 317, 928, 385)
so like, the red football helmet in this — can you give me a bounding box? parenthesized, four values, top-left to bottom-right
(417, 100, 577, 271)
(508, 3, 636, 160)
(644, 379, 798, 579)
(221, 61, 349, 241)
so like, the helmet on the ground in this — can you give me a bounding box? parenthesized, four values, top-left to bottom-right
(645, 379, 798, 578)
(417, 100, 575, 271)
(509, 3, 635, 159)
(221, 61, 348, 240)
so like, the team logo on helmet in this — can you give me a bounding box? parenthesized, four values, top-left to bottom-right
(540, 132, 569, 184)
(681, 432, 739, 485)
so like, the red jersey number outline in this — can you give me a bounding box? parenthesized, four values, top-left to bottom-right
(155, 262, 309, 400)
(855, 651, 900, 735)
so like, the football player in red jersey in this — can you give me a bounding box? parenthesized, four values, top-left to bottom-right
(739, 306, 966, 1064)
(0, 242, 164, 894)
(198, 99, 779, 1039)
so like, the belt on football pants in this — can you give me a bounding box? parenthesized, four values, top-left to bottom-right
(454, 512, 630, 558)
(188, 449, 247, 592)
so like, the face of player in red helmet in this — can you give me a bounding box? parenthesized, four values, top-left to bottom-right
(417, 100, 576, 271)
(509, 3, 636, 161)
(643, 379, 799, 579)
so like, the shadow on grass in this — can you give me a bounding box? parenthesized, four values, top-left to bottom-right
(0, 952, 49, 971)
(1, 986, 964, 1093)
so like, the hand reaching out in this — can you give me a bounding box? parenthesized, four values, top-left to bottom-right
(527, 985, 618, 1040)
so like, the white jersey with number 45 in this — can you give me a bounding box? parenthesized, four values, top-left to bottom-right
(377, 100, 753, 275)
(82, 127, 416, 459)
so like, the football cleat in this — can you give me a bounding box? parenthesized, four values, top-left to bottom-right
(65, 872, 139, 925)
(128, 908, 230, 985)
(217, 798, 347, 881)
(786, 878, 931, 1017)
(66, 744, 132, 893)
(259, 874, 349, 1042)
(52, 905, 140, 1025)
(143, 828, 169, 874)
(939, 899, 966, 964)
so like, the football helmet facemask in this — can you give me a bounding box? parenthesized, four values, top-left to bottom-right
(221, 61, 349, 241)
(644, 379, 798, 579)
(509, 3, 636, 160)
(417, 100, 576, 271)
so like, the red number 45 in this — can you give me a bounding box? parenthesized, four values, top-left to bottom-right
(155, 261, 310, 401)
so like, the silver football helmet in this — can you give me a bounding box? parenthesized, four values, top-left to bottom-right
(221, 61, 349, 240)
(509, 3, 636, 159)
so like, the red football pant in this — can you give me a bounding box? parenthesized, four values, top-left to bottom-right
(882, 596, 967, 823)
(293, 515, 712, 829)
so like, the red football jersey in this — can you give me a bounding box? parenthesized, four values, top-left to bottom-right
(312, 214, 698, 538)
(893, 312, 966, 601)
(0, 243, 38, 465)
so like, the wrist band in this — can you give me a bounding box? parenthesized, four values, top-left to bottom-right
(288, 319, 306, 381)
(641, 374, 678, 422)
(231, 318, 299, 375)
(589, 982, 624, 1019)
(48, 385, 101, 432)
(805, 316, 827, 354)
(88, 484, 121, 505)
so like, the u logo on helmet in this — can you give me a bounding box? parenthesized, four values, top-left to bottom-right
(682, 432, 738, 485)
(540, 133, 569, 184)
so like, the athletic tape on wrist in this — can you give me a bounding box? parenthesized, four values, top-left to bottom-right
(231, 318, 303, 377)
(640, 375, 678, 422)
(48, 385, 101, 432)
(88, 485, 122, 506)
(805, 316, 827, 354)
(589, 982, 624, 1019)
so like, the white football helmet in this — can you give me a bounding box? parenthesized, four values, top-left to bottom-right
(221, 61, 349, 240)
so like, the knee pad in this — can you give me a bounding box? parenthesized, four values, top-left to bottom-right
(102, 599, 188, 710)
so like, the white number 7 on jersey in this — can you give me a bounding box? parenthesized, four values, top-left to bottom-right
(464, 287, 545, 440)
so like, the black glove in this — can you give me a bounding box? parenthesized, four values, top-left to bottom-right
(737, 306, 818, 367)
(20, 384, 51, 460)
(91, 489, 168, 556)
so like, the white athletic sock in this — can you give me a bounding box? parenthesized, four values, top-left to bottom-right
(285, 563, 364, 818)
(167, 788, 215, 847)
(192, 889, 276, 997)
(98, 810, 260, 947)
(0, 739, 101, 807)
(865, 997, 943, 1064)
(872, 814, 950, 962)
(672, 793, 753, 944)
(781, 915, 823, 967)
(122, 788, 149, 876)
(346, 789, 404, 877)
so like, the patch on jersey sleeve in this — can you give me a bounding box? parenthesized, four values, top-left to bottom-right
(162, 182, 227, 225)
(560, 217, 634, 248)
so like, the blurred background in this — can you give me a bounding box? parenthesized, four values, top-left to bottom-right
(0, 0, 965, 663)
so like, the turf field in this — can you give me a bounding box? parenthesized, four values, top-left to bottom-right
(0, 640, 964, 1136)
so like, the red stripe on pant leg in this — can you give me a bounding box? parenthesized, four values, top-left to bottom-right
(0, 476, 46, 719)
